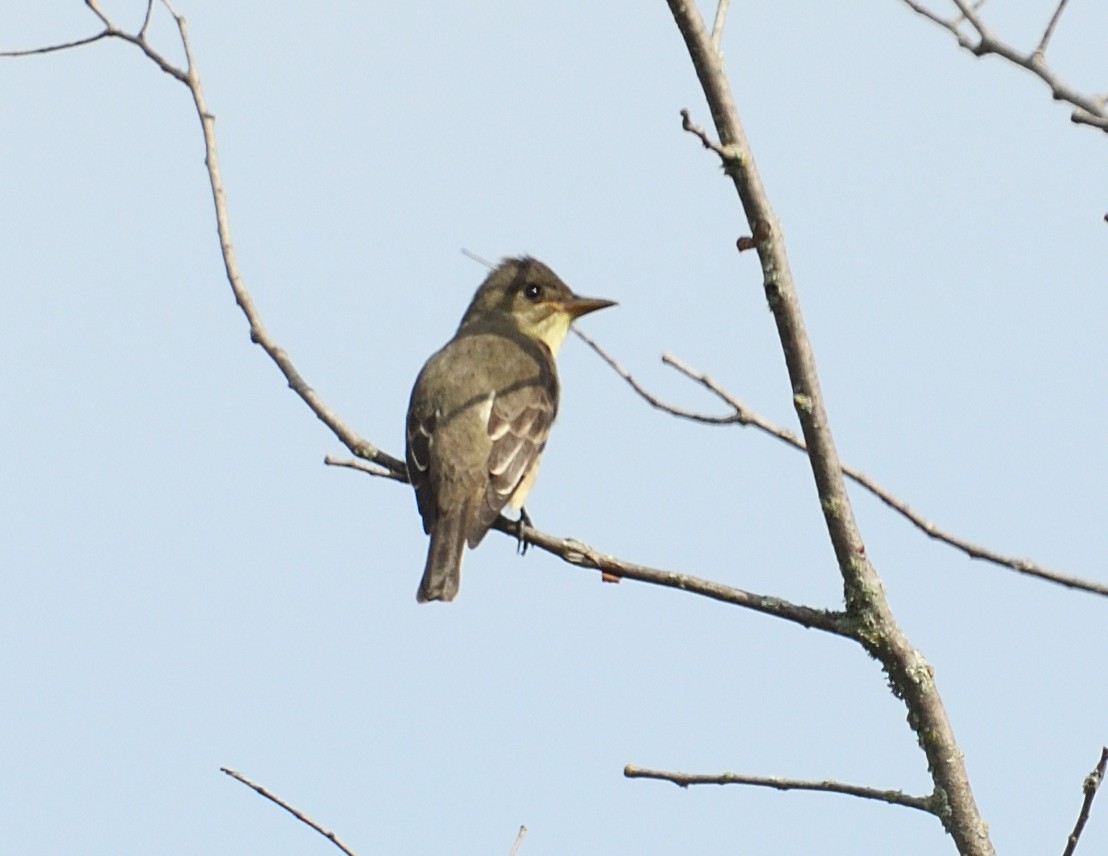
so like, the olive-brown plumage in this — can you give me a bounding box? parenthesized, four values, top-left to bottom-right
(405, 257, 614, 602)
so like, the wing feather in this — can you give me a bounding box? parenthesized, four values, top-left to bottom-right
(405, 408, 437, 534)
(469, 392, 553, 545)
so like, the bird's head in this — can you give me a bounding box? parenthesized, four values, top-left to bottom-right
(460, 256, 615, 355)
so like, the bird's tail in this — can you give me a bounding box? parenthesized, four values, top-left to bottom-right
(416, 509, 467, 603)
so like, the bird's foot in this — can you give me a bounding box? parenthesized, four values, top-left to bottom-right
(515, 507, 533, 555)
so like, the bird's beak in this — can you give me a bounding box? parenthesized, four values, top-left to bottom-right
(561, 295, 617, 319)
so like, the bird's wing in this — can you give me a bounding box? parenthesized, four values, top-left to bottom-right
(405, 406, 437, 535)
(469, 384, 554, 546)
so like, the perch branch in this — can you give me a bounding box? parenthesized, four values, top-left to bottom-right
(498, 514, 849, 635)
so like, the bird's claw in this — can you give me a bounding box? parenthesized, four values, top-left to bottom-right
(516, 507, 533, 555)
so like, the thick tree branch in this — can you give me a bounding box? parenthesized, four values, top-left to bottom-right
(624, 764, 936, 813)
(220, 767, 359, 856)
(573, 328, 1108, 598)
(664, 3, 993, 853)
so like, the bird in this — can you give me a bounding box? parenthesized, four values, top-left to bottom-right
(405, 256, 615, 603)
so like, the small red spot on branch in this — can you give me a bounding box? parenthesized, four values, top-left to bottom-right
(737, 219, 771, 252)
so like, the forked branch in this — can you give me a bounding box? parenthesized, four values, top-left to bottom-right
(663, 2, 993, 852)
(899, 0, 1107, 132)
(572, 328, 1108, 598)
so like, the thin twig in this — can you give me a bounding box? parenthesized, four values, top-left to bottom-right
(1034, 0, 1070, 58)
(624, 765, 935, 813)
(680, 108, 742, 165)
(898, 0, 1108, 132)
(84, 0, 111, 29)
(461, 247, 495, 269)
(572, 327, 738, 426)
(1, 5, 404, 468)
(710, 0, 730, 52)
(899, 0, 963, 34)
(150, 1, 404, 474)
(661, 352, 1108, 596)
(573, 328, 1108, 598)
(220, 768, 359, 856)
(950, 0, 992, 37)
(507, 825, 527, 856)
(324, 455, 406, 482)
(954, 0, 989, 26)
(0, 32, 109, 57)
(138, 0, 156, 40)
(1062, 747, 1108, 856)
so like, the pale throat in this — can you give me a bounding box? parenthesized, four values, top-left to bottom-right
(530, 310, 573, 356)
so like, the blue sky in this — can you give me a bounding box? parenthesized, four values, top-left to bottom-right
(3, 2, 1106, 854)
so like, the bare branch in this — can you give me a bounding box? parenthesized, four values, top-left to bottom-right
(571, 328, 738, 426)
(220, 767, 359, 856)
(1062, 747, 1108, 856)
(508, 825, 527, 856)
(84, 0, 111, 30)
(0, 3, 407, 478)
(0, 32, 109, 58)
(324, 455, 406, 482)
(949, 0, 992, 38)
(499, 514, 850, 635)
(1035, 0, 1071, 58)
(327, 433, 848, 633)
(138, 0, 156, 41)
(710, 1, 731, 53)
(5, 4, 853, 642)
(152, 4, 403, 474)
(460, 248, 495, 269)
(659, 359, 1108, 594)
(679, 108, 742, 165)
(624, 764, 935, 813)
(574, 328, 1108, 598)
(665, 2, 993, 851)
(899, 0, 970, 40)
(899, 0, 1108, 133)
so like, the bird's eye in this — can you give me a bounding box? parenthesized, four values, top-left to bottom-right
(523, 283, 543, 301)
